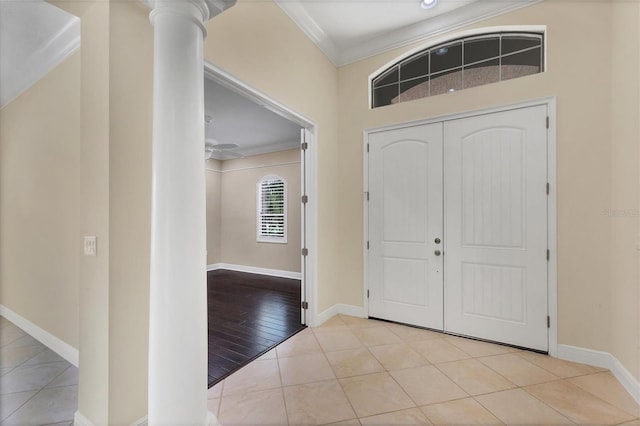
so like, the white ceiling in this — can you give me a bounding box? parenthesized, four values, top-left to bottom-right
(204, 77, 301, 160)
(275, 0, 541, 66)
(1, 0, 540, 157)
(0, 0, 80, 109)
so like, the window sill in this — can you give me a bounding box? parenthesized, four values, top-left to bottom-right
(257, 238, 288, 244)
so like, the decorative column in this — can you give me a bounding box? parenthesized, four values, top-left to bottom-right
(146, 0, 235, 423)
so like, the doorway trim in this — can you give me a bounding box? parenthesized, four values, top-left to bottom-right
(363, 96, 557, 356)
(204, 61, 318, 326)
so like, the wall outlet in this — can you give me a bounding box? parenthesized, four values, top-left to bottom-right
(84, 236, 97, 256)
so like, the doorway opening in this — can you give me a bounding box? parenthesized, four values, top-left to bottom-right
(204, 62, 317, 386)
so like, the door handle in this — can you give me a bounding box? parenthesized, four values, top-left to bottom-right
(434, 237, 441, 244)
(434, 250, 441, 256)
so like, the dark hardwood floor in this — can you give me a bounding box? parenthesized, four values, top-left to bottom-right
(207, 269, 305, 387)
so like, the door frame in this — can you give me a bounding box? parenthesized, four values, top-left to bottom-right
(363, 96, 557, 356)
(204, 61, 319, 326)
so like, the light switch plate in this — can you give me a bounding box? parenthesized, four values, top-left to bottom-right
(84, 236, 97, 256)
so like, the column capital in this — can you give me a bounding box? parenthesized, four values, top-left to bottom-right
(146, 0, 236, 29)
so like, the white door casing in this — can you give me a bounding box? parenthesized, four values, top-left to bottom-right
(444, 105, 549, 351)
(368, 123, 444, 330)
(301, 128, 310, 324)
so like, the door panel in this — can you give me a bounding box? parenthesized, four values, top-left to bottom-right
(368, 123, 444, 330)
(444, 106, 548, 351)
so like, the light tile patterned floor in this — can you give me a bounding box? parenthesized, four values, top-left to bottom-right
(0, 316, 77, 425)
(209, 314, 640, 426)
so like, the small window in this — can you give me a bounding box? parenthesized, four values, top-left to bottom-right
(371, 31, 544, 108)
(257, 176, 287, 243)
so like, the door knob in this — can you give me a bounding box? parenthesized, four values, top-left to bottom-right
(434, 250, 441, 256)
(434, 237, 441, 244)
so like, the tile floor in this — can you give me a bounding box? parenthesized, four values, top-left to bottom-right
(0, 316, 77, 425)
(2, 313, 639, 425)
(208, 314, 640, 425)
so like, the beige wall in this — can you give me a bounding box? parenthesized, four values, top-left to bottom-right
(55, 1, 112, 422)
(72, 2, 112, 422)
(609, 1, 640, 381)
(0, 52, 81, 349)
(207, 149, 301, 272)
(205, 0, 339, 309)
(108, 1, 153, 422)
(206, 159, 223, 264)
(50, 0, 153, 422)
(335, 1, 639, 380)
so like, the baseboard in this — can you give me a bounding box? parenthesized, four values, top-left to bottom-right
(0, 304, 79, 367)
(557, 344, 640, 406)
(120, 412, 214, 425)
(207, 263, 302, 280)
(74, 412, 149, 426)
(316, 303, 367, 326)
(207, 263, 223, 272)
(74, 411, 94, 426)
(130, 415, 147, 426)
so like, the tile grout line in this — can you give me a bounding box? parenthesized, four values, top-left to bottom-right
(273, 347, 301, 424)
(274, 354, 291, 426)
(567, 372, 640, 418)
(516, 384, 581, 424)
(512, 351, 640, 416)
(315, 328, 365, 422)
(4, 383, 78, 425)
(512, 350, 604, 379)
(529, 377, 640, 422)
(0, 316, 77, 424)
(339, 325, 428, 422)
(0, 390, 37, 424)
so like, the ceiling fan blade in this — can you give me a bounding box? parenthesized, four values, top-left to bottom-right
(213, 143, 239, 150)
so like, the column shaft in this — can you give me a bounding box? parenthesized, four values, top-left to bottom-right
(148, 2, 208, 423)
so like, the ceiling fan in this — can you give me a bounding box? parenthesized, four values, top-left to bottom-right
(204, 114, 243, 160)
(205, 138, 243, 160)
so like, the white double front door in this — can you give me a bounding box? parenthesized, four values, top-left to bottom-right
(368, 105, 549, 351)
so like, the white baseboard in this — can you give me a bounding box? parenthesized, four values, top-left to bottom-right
(74, 411, 94, 426)
(315, 303, 367, 326)
(557, 344, 640, 406)
(130, 415, 148, 426)
(112, 412, 212, 426)
(207, 263, 302, 280)
(74, 412, 149, 426)
(0, 304, 79, 367)
(107, 411, 212, 426)
(207, 263, 224, 272)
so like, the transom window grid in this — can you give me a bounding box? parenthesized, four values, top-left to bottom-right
(372, 32, 544, 108)
(257, 176, 287, 243)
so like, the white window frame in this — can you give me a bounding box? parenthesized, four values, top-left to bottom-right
(257, 175, 288, 244)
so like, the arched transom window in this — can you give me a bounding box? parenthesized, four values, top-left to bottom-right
(371, 31, 544, 108)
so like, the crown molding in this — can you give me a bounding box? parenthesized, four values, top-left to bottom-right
(275, 0, 542, 67)
(273, 0, 341, 65)
(0, 13, 80, 110)
(236, 139, 300, 158)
